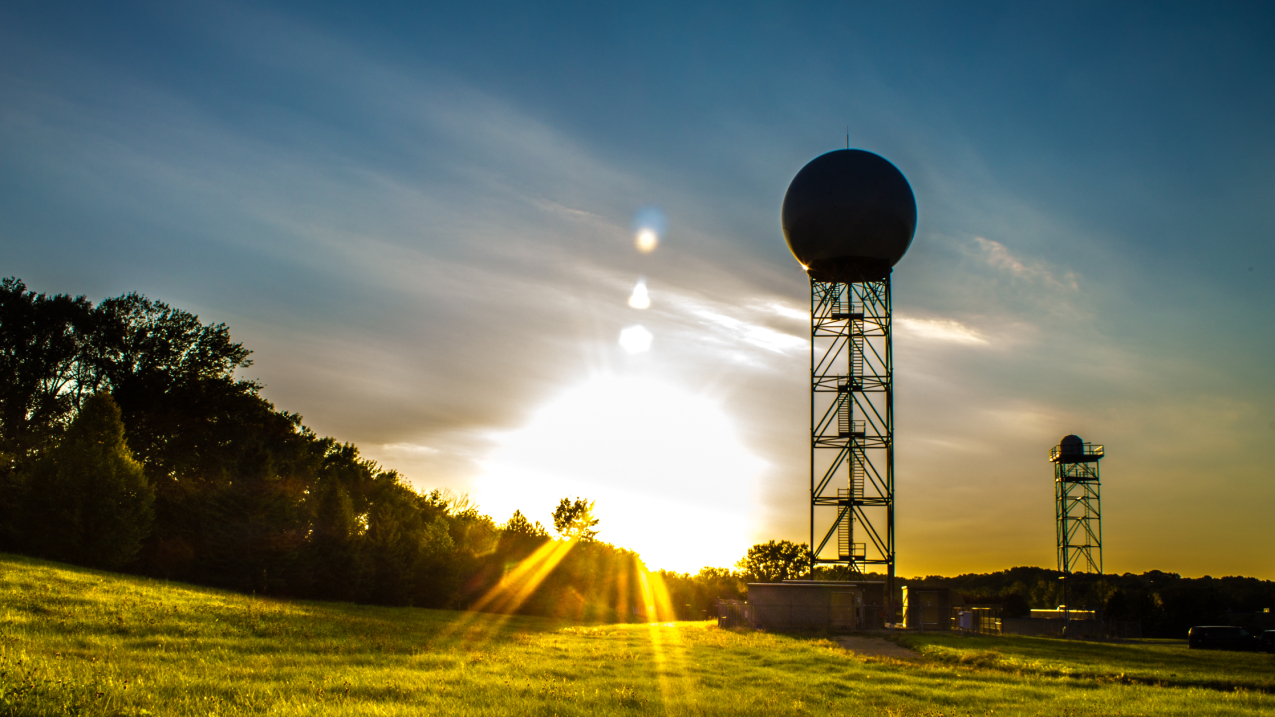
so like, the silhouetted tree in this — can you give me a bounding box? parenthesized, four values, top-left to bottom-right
(552, 497, 599, 541)
(737, 540, 812, 582)
(306, 476, 365, 601)
(0, 278, 97, 464)
(25, 393, 153, 569)
(362, 472, 431, 605)
(504, 509, 547, 538)
(414, 513, 459, 607)
(0, 278, 98, 548)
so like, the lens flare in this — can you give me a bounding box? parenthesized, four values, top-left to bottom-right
(637, 567, 695, 711)
(628, 279, 651, 309)
(618, 325, 653, 353)
(432, 538, 578, 644)
(635, 228, 659, 253)
(471, 538, 577, 614)
(636, 565, 678, 623)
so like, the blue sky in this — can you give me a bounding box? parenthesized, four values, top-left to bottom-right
(2, 1, 1272, 576)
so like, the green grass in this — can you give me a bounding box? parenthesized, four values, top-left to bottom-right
(898, 632, 1275, 693)
(2, 553, 1272, 716)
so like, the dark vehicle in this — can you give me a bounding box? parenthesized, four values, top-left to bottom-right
(1260, 631, 1275, 654)
(1188, 626, 1257, 651)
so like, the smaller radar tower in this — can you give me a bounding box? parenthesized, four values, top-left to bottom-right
(1050, 435, 1104, 574)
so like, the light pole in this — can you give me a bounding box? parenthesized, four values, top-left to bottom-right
(1059, 572, 1070, 637)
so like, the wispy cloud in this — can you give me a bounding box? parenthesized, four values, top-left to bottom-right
(974, 236, 1080, 290)
(762, 301, 809, 323)
(379, 443, 442, 456)
(689, 307, 807, 354)
(896, 315, 988, 345)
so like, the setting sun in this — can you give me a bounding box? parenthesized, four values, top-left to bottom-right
(476, 375, 766, 573)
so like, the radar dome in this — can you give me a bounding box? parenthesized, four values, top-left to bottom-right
(1059, 435, 1084, 455)
(781, 149, 917, 282)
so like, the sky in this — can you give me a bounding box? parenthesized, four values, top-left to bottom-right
(1, 1, 1272, 577)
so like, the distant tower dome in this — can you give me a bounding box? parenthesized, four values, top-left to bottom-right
(781, 149, 917, 283)
(1059, 435, 1084, 456)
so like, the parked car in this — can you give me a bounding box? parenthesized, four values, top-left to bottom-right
(1187, 626, 1257, 651)
(1259, 631, 1275, 654)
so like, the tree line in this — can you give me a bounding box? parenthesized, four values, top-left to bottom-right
(898, 566, 1275, 639)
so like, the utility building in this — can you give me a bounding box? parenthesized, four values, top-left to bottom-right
(746, 581, 888, 630)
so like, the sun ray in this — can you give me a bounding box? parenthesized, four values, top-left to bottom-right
(613, 552, 631, 621)
(475, 539, 577, 614)
(433, 538, 578, 645)
(635, 565, 697, 713)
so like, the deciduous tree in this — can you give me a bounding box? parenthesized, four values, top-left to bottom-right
(736, 540, 812, 582)
(0, 278, 96, 467)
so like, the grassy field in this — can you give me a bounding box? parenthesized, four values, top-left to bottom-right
(2, 553, 1272, 716)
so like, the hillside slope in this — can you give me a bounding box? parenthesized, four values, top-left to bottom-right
(2, 553, 1272, 716)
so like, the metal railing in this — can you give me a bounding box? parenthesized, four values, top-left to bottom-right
(1049, 443, 1104, 463)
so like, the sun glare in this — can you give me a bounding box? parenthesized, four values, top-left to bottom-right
(476, 376, 765, 573)
(618, 324, 653, 353)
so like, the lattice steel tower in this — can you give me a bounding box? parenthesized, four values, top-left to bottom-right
(1050, 434, 1104, 574)
(781, 149, 916, 597)
(809, 279, 893, 578)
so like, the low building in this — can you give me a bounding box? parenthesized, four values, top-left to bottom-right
(901, 585, 958, 630)
(738, 581, 888, 631)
